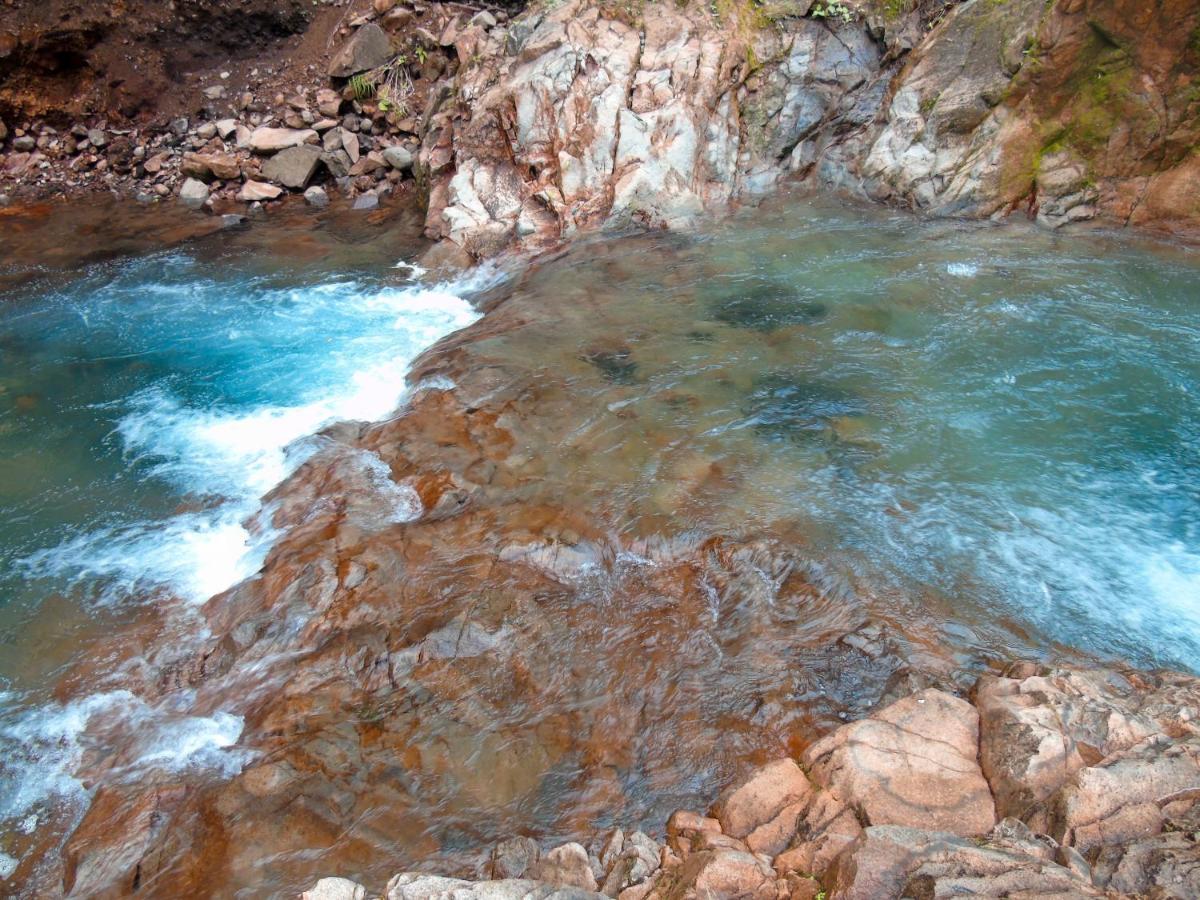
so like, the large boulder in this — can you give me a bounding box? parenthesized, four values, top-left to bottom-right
(238, 180, 284, 202)
(316, 88, 342, 118)
(301, 877, 367, 900)
(1042, 739, 1200, 853)
(597, 830, 660, 896)
(385, 874, 605, 899)
(711, 758, 811, 842)
(803, 688, 996, 836)
(644, 847, 776, 900)
(329, 23, 393, 78)
(1093, 830, 1200, 898)
(530, 842, 598, 892)
(976, 665, 1200, 821)
(826, 825, 1103, 900)
(262, 145, 324, 189)
(178, 178, 210, 209)
(181, 151, 241, 181)
(490, 836, 540, 880)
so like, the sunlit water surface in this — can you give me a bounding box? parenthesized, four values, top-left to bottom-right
(1, 193, 1199, 888)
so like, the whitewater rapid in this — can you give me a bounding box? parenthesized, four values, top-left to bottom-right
(0, 256, 493, 855)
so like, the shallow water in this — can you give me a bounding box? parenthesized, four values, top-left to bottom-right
(2, 191, 1200, 893)
(478, 197, 1200, 673)
(0, 199, 494, 880)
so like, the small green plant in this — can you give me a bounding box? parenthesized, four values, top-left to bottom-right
(810, 0, 853, 23)
(349, 72, 375, 100)
(348, 54, 415, 115)
(414, 45, 428, 65)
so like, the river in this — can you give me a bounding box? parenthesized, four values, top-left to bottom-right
(1, 191, 1198, 894)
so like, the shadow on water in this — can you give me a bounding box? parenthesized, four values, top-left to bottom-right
(744, 372, 868, 443)
(704, 277, 829, 331)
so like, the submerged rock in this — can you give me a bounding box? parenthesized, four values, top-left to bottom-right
(299, 658, 1200, 899)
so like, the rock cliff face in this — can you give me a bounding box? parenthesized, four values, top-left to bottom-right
(419, 0, 891, 256)
(4, 0, 1199, 242)
(861, 0, 1200, 232)
(418, 0, 1200, 256)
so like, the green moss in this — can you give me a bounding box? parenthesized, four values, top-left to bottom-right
(865, 0, 912, 21)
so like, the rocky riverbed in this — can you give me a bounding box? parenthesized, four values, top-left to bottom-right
(302, 660, 1200, 899)
(3, 1, 1200, 898)
(2, 201, 1194, 898)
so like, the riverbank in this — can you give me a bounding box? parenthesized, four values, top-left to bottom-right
(4, 0, 1200, 259)
(302, 659, 1200, 898)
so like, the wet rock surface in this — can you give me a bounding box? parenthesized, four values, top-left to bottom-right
(4, 222, 1196, 898)
(301, 658, 1200, 899)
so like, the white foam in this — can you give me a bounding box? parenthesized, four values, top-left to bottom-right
(0, 689, 248, 826)
(22, 505, 275, 605)
(2, 266, 496, 858)
(125, 708, 248, 778)
(20, 271, 492, 608)
(946, 262, 979, 278)
(355, 449, 425, 523)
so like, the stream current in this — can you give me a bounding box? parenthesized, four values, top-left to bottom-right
(0, 192, 1198, 893)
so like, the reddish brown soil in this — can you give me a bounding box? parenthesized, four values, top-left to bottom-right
(0, 0, 331, 121)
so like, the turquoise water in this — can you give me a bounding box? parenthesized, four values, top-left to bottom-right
(0, 213, 490, 862)
(1, 194, 1200, 887)
(476, 197, 1200, 674)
